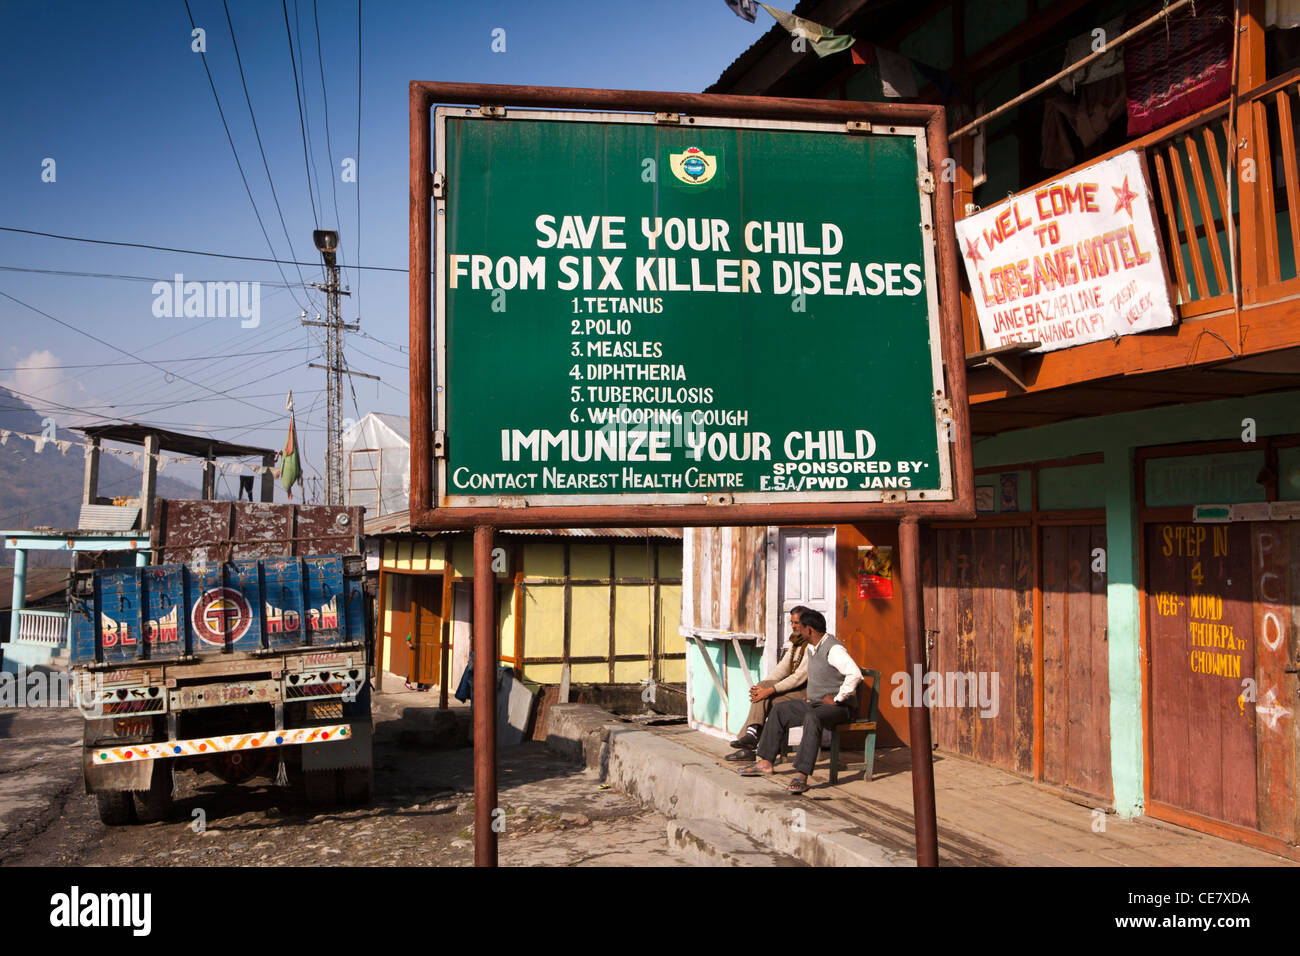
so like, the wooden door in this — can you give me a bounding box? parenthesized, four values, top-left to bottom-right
(1041, 525, 1112, 800)
(386, 574, 413, 678)
(1250, 521, 1300, 844)
(411, 576, 444, 687)
(1146, 522, 1258, 829)
(928, 526, 1034, 776)
(777, 528, 836, 651)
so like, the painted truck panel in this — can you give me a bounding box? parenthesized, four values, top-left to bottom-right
(70, 556, 365, 666)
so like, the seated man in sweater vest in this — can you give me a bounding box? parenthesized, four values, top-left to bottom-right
(724, 605, 813, 762)
(738, 608, 862, 793)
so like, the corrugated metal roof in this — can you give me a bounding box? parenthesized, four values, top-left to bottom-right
(500, 528, 683, 539)
(78, 424, 273, 459)
(362, 511, 682, 540)
(78, 504, 141, 531)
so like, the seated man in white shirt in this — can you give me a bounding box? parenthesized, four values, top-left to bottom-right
(738, 608, 862, 793)
(725, 605, 812, 761)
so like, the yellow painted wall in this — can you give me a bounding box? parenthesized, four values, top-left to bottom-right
(614, 660, 652, 682)
(570, 662, 608, 682)
(570, 543, 608, 579)
(614, 585, 651, 657)
(614, 544, 652, 578)
(524, 543, 565, 577)
(380, 538, 446, 572)
(377, 535, 685, 685)
(527, 663, 563, 684)
(522, 586, 564, 659)
(659, 583, 684, 682)
(569, 585, 610, 658)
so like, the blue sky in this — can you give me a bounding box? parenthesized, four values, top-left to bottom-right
(0, 0, 765, 497)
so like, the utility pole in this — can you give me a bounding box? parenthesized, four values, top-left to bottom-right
(306, 230, 377, 505)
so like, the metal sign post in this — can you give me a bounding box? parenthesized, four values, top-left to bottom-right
(409, 82, 973, 868)
(472, 525, 497, 867)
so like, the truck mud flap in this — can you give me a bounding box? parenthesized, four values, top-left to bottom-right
(84, 754, 154, 794)
(302, 722, 372, 772)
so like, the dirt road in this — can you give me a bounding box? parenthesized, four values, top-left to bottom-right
(0, 693, 682, 867)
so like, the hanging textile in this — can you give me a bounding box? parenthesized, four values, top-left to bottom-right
(1041, 75, 1128, 169)
(1059, 15, 1125, 94)
(1124, 0, 1233, 137)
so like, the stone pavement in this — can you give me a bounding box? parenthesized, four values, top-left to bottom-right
(650, 723, 1296, 867)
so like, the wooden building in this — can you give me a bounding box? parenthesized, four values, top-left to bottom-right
(681, 525, 910, 746)
(369, 513, 685, 694)
(704, 0, 1300, 857)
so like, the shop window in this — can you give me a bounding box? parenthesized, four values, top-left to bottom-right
(1144, 451, 1268, 507)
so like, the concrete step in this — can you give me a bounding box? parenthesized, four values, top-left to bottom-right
(544, 703, 915, 867)
(667, 817, 806, 867)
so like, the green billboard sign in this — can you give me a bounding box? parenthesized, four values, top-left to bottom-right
(434, 108, 952, 507)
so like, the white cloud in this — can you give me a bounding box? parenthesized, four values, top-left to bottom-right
(1, 349, 101, 428)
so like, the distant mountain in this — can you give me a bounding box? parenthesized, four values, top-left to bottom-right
(0, 387, 202, 564)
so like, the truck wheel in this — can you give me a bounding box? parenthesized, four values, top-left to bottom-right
(340, 766, 372, 806)
(96, 791, 136, 826)
(132, 760, 174, 823)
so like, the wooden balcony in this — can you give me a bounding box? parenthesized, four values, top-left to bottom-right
(961, 68, 1300, 435)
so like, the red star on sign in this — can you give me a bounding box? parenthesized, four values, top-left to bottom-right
(1113, 175, 1139, 218)
(964, 235, 984, 265)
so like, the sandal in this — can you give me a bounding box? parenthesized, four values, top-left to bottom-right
(786, 775, 809, 794)
(737, 764, 773, 777)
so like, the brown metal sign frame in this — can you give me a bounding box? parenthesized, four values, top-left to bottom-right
(409, 81, 975, 531)
(409, 81, 973, 869)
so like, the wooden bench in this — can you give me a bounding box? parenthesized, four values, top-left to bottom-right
(780, 667, 880, 784)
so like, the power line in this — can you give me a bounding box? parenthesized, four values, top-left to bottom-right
(313, 0, 344, 235)
(283, 0, 320, 230)
(0, 345, 309, 371)
(0, 264, 296, 286)
(107, 319, 313, 416)
(347, 340, 406, 371)
(0, 225, 407, 272)
(181, 0, 311, 316)
(356, 328, 407, 355)
(0, 288, 285, 418)
(70, 297, 302, 411)
(355, 0, 363, 322)
(13, 286, 294, 408)
(222, 0, 315, 302)
(294, 0, 330, 230)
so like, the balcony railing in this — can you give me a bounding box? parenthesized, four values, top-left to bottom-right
(15, 609, 68, 645)
(960, 65, 1300, 358)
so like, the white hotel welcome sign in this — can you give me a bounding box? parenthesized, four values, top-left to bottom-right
(955, 150, 1179, 353)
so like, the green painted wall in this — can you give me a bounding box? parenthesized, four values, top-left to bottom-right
(1282, 446, 1300, 500)
(969, 389, 1300, 817)
(688, 639, 727, 731)
(1039, 461, 1106, 510)
(686, 637, 763, 736)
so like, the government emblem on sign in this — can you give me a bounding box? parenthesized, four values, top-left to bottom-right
(191, 587, 253, 646)
(670, 147, 716, 184)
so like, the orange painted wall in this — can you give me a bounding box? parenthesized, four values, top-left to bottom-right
(834, 522, 909, 747)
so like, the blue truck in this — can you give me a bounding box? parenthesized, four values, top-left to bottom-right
(69, 500, 374, 825)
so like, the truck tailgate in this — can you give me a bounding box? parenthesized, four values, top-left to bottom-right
(70, 555, 367, 666)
